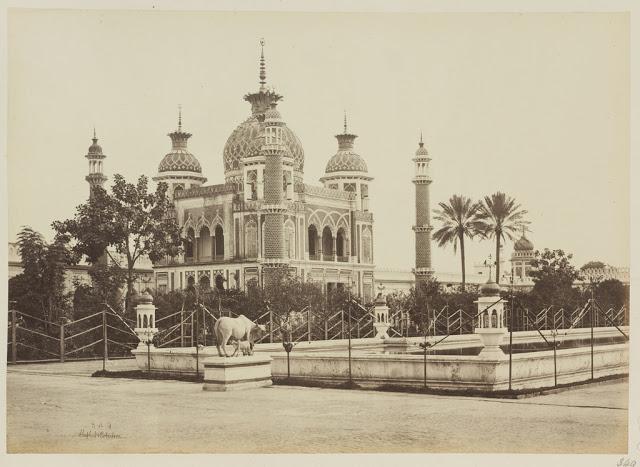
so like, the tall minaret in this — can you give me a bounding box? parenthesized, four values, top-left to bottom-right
(85, 129, 107, 198)
(412, 133, 433, 284)
(261, 100, 289, 287)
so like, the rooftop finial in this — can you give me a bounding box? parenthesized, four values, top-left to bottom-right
(178, 105, 182, 131)
(259, 38, 266, 88)
(419, 131, 424, 147)
(93, 127, 97, 141)
(344, 111, 348, 134)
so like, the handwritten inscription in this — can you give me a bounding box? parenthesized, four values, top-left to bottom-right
(617, 458, 636, 467)
(78, 422, 122, 440)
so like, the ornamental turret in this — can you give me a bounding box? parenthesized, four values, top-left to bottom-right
(154, 108, 207, 201)
(85, 129, 107, 198)
(320, 113, 373, 211)
(261, 101, 289, 286)
(412, 133, 433, 284)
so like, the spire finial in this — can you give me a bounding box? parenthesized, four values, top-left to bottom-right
(343, 111, 348, 134)
(178, 105, 182, 131)
(419, 131, 424, 147)
(259, 38, 266, 88)
(93, 127, 97, 141)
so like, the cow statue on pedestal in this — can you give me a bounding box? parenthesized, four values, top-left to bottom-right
(213, 315, 266, 357)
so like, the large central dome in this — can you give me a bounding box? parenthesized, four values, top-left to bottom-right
(223, 42, 304, 183)
(223, 115, 304, 174)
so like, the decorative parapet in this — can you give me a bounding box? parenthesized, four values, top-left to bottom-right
(301, 183, 356, 201)
(175, 183, 237, 200)
(412, 225, 433, 232)
(579, 267, 630, 284)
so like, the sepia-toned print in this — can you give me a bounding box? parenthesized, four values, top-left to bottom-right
(4, 6, 633, 460)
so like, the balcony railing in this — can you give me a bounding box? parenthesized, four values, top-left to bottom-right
(337, 255, 349, 263)
(322, 254, 334, 262)
(309, 253, 321, 261)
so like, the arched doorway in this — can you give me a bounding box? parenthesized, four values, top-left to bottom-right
(308, 225, 318, 260)
(185, 228, 195, 260)
(198, 226, 212, 259)
(336, 228, 346, 260)
(214, 225, 224, 259)
(322, 226, 333, 261)
(199, 275, 210, 289)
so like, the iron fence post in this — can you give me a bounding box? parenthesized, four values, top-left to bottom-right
(11, 309, 17, 364)
(180, 308, 184, 347)
(269, 310, 273, 343)
(102, 309, 108, 372)
(341, 310, 345, 339)
(324, 319, 328, 340)
(307, 309, 311, 343)
(590, 299, 594, 380)
(59, 322, 65, 363)
(553, 330, 557, 388)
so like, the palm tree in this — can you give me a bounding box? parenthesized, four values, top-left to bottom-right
(477, 192, 529, 284)
(432, 195, 484, 291)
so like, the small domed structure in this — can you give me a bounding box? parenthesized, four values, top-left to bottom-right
(154, 109, 207, 199)
(511, 228, 535, 284)
(320, 114, 373, 211)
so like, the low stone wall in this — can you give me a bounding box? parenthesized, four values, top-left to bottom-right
(130, 327, 628, 391)
(270, 342, 628, 392)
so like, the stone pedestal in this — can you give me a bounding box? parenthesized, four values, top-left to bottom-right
(475, 328, 507, 360)
(202, 355, 273, 392)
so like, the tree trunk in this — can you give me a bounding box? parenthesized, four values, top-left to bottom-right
(125, 269, 135, 314)
(460, 233, 466, 291)
(495, 236, 501, 284)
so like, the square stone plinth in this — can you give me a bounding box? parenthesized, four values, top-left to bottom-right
(202, 355, 273, 392)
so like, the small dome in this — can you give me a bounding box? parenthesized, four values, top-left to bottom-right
(87, 136, 103, 156)
(514, 234, 534, 251)
(158, 150, 202, 173)
(415, 142, 428, 157)
(158, 126, 203, 174)
(325, 150, 368, 173)
(264, 103, 283, 123)
(480, 280, 501, 296)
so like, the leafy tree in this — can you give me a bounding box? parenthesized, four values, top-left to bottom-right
(53, 174, 182, 313)
(529, 248, 582, 308)
(595, 279, 628, 311)
(477, 192, 529, 283)
(581, 260, 607, 270)
(432, 195, 484, 291)
(10, 227, 76, 330)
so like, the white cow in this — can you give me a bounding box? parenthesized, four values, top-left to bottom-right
(213, 315, 266, 357)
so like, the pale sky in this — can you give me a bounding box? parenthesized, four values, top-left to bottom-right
(6, 10, 630, 274)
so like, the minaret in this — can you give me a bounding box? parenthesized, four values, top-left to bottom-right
(412, 133, 433, 284)
(85, 128, 107, 198)
(261, 100, 289, 287)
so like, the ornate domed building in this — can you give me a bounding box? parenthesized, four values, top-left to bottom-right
(151, 42, 377, 300)
(510, 228, 535, 285)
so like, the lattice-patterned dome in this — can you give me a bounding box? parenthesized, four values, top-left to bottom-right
(158, 149, 202, 173)
(158, 127, 203, 174)
(223, 116, 304, 172)
(325, 150, 368, 173)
